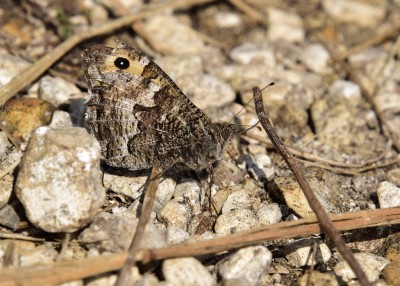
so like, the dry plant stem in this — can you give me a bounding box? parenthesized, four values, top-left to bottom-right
(252, 86, 371, 286)
(244, 134, 400, 174)
(0, 0, 215, 106)
(339, 21, 400, 60)
(2, 207, 399, 286)
(229, 0, 266, 23)
(114, 166, 161, 286)
(0, 232, 44, 242)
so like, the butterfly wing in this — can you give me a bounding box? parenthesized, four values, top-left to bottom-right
(83, 42, 226, 170)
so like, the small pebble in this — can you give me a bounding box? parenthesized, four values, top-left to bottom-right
(334, 252, 390, 283)
(377, 181, 400, 208)
(39, 75, 81, 107)
(159, 199, 191, 230)
(49, 110, 73, 127)
(215, 209, 259, 235)
(217, 246, 272, 286)
(301, 43, 332, 74)
(322, 0, 386, 27)
(267, 8, 304, 42)
(166, 225, 190, 244)
(221, 189, 261, 214)
(174, 178, 203, 216)
(0, 52, 30, 86)
(79, 212, 166, 252)
(229, 43, 276, 66)
(140, 13, 206, 55)
(0, 97, 54, 147)
(257, 203, 282, 225)
(163, 257, 216, 286)
(329, 80, 361, 102)
(19, 243, 58, 267)
(283, 238, 331, 267)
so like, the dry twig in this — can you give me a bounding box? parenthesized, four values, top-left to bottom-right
(1, 207, 399, 285)
(252, 86, 371, 286)
(114, 167, 161, 286)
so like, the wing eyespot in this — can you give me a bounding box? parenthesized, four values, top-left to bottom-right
(114, 57, 130, 69)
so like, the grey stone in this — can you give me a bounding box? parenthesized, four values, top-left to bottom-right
(377, 181, 400, 208)
(284, 238, 331, 267)
(79, 212, 166, 252)
(39, 75, 81, 107)
(257, 203, 282, 225)
(15, 127, 104, 232)
(334, 252, 389, 283)
(163, 257, 216, 286)
(218, 246, 272, 286)
(215, 209, 259, 235)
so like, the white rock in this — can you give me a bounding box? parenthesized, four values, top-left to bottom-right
(140, 13, 206, 55)
(174, 179, 203, 216)
(215, 10, 242, 29)
(322, 0, 386, 27)
(176, 73, 235, 110)
(284, 239, 331, 267)
(257, 203, 282, 225)
(160, 199, 191, 230)
(15, 127, 104, 233)
(301, 44, 332, 74)
(103, 172, 147, 200)
(245, 154, 275, 181)
(218, 246, 272, 286)
(79, 212, 166, 252)
(39, 75, 81, 107)
(19, 243, 58, 266)
(267, 8, 304, 42)
(329, 80, 361, 101)
(229, 43, 276, 66)
(377, 181, 400, 208)
(0, 52, 30, 86)
(163, 257, 216, 286)
(154, 177, 177, 211)
(334, 252, 390, 283)
(49, 110, 73, 127)
(166, 225, 190, 244)
(0, 174, 13, 204)
(215, 209, 259, 235)
(221, 189, 261, 214)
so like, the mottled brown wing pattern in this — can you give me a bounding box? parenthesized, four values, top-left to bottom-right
(82, 42, 236, 171)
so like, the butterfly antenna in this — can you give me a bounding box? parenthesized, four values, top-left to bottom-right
(227, 82, 275, 125)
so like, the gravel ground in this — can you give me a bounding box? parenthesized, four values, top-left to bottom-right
(0, 1, 400, 285)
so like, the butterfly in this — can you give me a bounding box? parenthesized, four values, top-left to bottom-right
(82, 42, 237, 171)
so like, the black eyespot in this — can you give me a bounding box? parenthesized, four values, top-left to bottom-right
(114, 57, 130, 69)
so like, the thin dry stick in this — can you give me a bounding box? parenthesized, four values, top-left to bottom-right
(245, 134, 400, 173)
(229, 0, 266, 23)
(0, 232, 44, 242)
(114, 166, 162, 286)
(339, 20, 400, 60)
(299, 156, 400, 176)
(0, 0, 215, 106)
(252, 86, 371, 286)
(2, 207, 399, 285)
